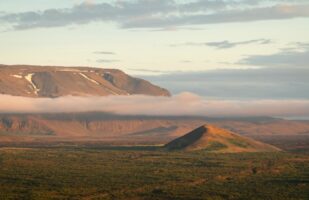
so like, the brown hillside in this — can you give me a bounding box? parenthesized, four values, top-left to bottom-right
(0, 65, 170, 97)
(165, 124, 281, 152)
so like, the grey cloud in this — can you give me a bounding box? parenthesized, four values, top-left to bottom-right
(177, 0, 229, 12)
(240, 43, 309, 67)
(140, 67, 309, 100)
(280, 42, 309, 51)
(294, 42, 309, 49)
(94, 51, 118, 63)
(148, 26, 207, 32)
(143, 43, 309, 99)
(122, 4, 309, 28)
(96, 59, 120, 63)
(0, 0, 174, 30)
(128, 68, 170, 73)
(171, 39, 272, 49)
(206, 39, 272, 49)
(1, 0, 309, 30)
(181, 60, 193, 63)
(93, 51, 116, 55)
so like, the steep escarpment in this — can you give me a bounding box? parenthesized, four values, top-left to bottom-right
(0, 114, 202, 139)
(0, 115, 53, 135)
(0, 65, 170, 97)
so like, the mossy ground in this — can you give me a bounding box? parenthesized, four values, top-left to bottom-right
(0, 147, 308, 200)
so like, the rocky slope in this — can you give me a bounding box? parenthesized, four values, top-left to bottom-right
(0, 65, 170, 97)
(165, 124, 281, 152)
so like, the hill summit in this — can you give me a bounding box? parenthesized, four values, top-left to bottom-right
(165, 124, 281, 152)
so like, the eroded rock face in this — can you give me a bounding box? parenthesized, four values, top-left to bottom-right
(0, 115, 54, 136)
(0, 65, 170, 97)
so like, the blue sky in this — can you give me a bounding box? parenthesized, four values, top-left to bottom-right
(0, 0, 308, 100)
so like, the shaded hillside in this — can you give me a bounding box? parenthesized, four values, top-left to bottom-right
(0, 65, 170, 97)
(165, 124, 281, 152)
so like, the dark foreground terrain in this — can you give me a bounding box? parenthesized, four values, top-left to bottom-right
(0, 147, 308, 200)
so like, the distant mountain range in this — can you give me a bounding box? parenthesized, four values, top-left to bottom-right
(0, 64, 170, 97)
(0, 113, 308, 149)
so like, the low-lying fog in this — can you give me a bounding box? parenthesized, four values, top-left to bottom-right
(1, 93, 308, 118)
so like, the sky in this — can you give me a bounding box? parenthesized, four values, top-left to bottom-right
(0, 0, 308, 103)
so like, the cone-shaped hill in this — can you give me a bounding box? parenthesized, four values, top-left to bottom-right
(165, 124, 281, 152)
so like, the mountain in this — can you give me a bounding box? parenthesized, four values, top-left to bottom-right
(0, 113, 203, 145)
(164, 124, 281, 152)
(0, 64, 170, 97)
(0, 113, 308, 149)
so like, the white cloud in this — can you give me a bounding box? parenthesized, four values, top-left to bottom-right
(0, 93, 308, 118)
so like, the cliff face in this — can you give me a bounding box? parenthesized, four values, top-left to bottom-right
(0, 65, 170, 97)
(0, 116, 53, 135)
(0, 114, 201, 138)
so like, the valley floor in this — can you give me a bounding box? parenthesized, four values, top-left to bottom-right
(0, 147, 308, 200)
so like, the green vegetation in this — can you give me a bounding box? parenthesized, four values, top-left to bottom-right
(227, 138, 250, 148)
(204, 142, 228, 151)
(0, 147, 308, 200)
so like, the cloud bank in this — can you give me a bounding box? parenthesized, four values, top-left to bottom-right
(1, 0, 309, 30)
(240, 43, 309, 67)
(0, 93, 308, 118)
(142, 66, 309, 99)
